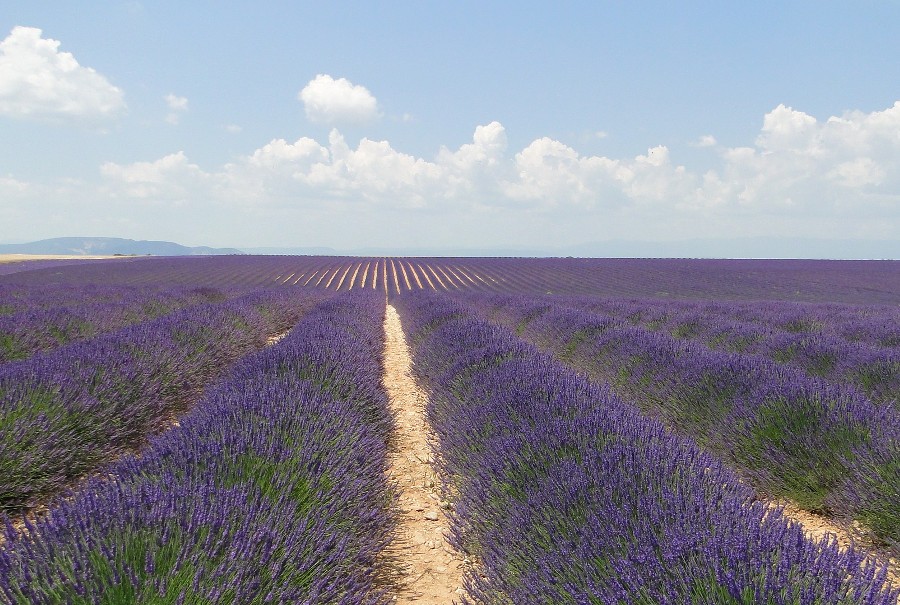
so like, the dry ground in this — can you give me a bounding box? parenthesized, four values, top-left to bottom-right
(0, 254, 121, 264)
(382, 304, 466, 603)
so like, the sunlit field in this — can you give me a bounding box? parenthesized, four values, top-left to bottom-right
(1, 256, 898, 604)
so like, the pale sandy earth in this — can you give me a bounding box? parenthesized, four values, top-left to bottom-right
(0, 254, 121, 263)
(265, 329, 291, 347)
(771, 500, 900, 590)
(381, 304, 467, 603)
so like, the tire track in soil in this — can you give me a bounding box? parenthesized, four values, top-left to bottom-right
(382, 304, 466, 603)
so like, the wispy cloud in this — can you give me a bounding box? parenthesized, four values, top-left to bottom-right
(164, 93, 188, 124)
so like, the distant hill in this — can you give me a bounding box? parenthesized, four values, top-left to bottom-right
(0, 237, 243, 256)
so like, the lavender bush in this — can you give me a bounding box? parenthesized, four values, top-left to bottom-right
(0, 285, 231, 363)
(465, 293, 900, 548)
(395, 290, 897, 603)
(0, 290, 393, 604)
(0, 288, 325, 515)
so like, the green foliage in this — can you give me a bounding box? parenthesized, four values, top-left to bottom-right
(0, 332, 27, 361)
(729, 397, 867, 512)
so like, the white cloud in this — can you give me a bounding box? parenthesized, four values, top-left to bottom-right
(224, 124, 242, 133)
(164, 93, 188, 124)
(298, 74, 379, 124)
(0, 26, 125, 119)
(42, 100, 893, 247)
(95, 101, 900, 219)
(828, 158, 884, 188)
(695, 134, 717, 147)
(100, 152, 207, 200)
(0, 175, 30, 194)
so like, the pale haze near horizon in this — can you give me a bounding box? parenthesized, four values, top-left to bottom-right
(1, 2, 898, 256)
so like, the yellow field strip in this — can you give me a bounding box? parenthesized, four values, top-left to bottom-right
(345, 262, 360, 290)
(424, 265, 445, 290)
(406, 262, 424, 289)
(303, 270, 320, 286)
(391, 259, 404, 293)
(443, 265, 469, 286)
(451, 265, 479, 286)
(413, 263, 434, 290)
(398, 260, 412, 290)
(371, 261, 378, 289)
(466, 268, 493, 287)
(336, 263, 356, 290)
(477, 268, 502, 284)
(361, 262, 371, 289)
(324, 266, 344, 289)
(313, 267, 330, 287)
(314, 267, 332, 287)
(434, 265, 458, 289)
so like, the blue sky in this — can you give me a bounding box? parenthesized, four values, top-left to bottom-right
(1, 1, 899, 254)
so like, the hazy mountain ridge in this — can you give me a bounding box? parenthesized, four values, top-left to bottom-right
(0, 238, 243, 256)
(1, 237, 895, 259)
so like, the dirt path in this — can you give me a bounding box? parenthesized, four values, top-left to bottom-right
(770, 500, 900, 589)
(382, 304, 465, 603)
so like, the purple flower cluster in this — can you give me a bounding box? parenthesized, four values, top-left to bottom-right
(0, 258, 110, 277)
(542, 295, 900, 405)
(464, 293, 900, 548)
(5, 256, 898, 304)
(0, 284, 232, 363)
(0, 290, 393, 604)
(395, 290, 898, 603)
(0, 288, 324, 515)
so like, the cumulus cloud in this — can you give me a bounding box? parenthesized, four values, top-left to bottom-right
(164, 93, 188, 124)
(0, 26, 125, 119)
(298, 74, 379, 124)
(83, 100, 900, 246)
(100, 152, 208, 201)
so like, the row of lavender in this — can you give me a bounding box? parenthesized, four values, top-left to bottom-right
(548, 295, 900, 405)
(1, 291, 394, 603)
(395, 290, 897, 603)
(572, 296, 900, 348)
(0, 288, 325, 515)
(4, 256, 900, 305)
(0, 284, 238, 363)
(0, 258, 107, 278)
(469, 293, 900, 549)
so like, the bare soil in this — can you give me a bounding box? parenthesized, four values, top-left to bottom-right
(382, 304, 466, 603)
(0, 254, 120, 264)
(771, 500, 900, 590)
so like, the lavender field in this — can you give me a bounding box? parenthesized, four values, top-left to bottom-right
(0, 256, 898, 604)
